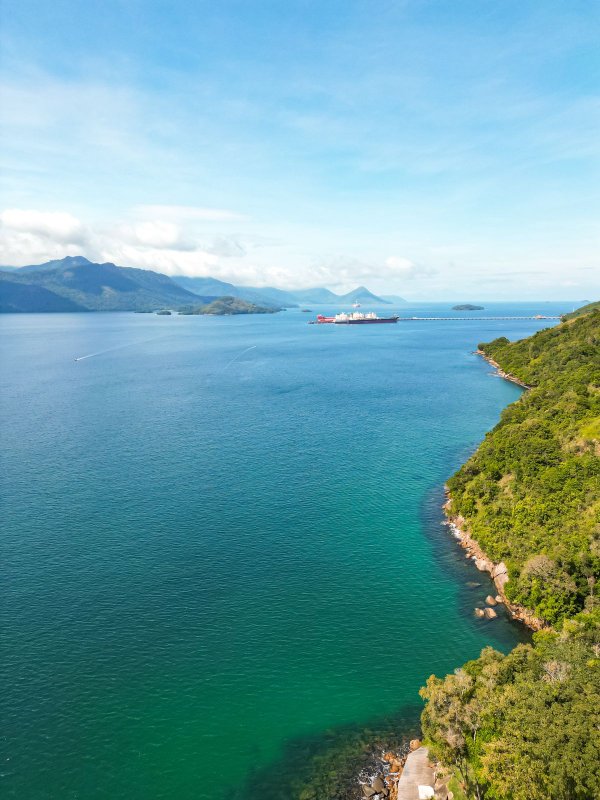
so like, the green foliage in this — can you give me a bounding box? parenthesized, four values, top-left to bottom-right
(562, 300, 600, 320)
(448, 310, 600, 625)
(421, 610, 600, 800)
(423, 311, 600, 798)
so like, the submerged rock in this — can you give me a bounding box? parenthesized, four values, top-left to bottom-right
(474, 608, 485, 618)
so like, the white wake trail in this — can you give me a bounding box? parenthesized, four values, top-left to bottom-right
(74, 335, 169, 362)
(222, 345, 257, 371)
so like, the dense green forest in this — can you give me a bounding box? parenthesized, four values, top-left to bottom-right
(447, 310, 600, 625)
(421, 609, 600, 800)
(422, 308, 600, 799)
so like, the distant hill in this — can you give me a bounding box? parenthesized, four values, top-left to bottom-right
(562, 300, 599, 320)
(0, 256, 201, 312)
(337, 285, 390, 305)
(381, 294, 407, 304)
(172, 276, 287, 308)
(172, 277, 391, 306)
(178, 296, 279, 315)
(236, 286, 301, 307)
(0, 272, 88, 312)
(170, 274, 239, 298)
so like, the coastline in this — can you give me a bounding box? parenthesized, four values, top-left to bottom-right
(474, 348, 531, 389)
(442, 350, 547, 632)
(442, 495, 548, 632)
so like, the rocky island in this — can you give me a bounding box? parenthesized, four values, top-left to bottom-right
(452, 304, 484, 311)
(177, 296, 280, 315)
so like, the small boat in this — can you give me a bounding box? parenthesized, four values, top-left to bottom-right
(315, 314, 335, 323)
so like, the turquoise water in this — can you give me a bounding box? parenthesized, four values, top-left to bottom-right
(1, 303, 567, 799)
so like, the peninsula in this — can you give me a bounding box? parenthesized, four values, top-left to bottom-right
(421, 307, 600, 800)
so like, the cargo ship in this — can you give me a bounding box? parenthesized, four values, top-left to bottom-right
(314, 311, 399, 324)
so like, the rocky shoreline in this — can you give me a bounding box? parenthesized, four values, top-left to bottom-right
(475, 348, 531, 389)
(443, 494, 548, 632)
(358, 742, 410, 800)
(441, 349, 548, 631)
(350, 347, 544, 798)
(359, 739, 448, 800)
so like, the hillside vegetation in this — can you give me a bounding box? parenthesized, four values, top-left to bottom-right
(421, 309, 600, 800)
(447, 310, 600, 625)
(421, 610, 600, 800)
(562, 300, 600, 320)
(178, 296, 279, 315)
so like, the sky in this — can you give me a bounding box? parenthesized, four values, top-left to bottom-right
(0, 0, 598, 299)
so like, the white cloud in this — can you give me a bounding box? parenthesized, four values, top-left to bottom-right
(0, 208, 87, 244)
(385, 257, 435, 279)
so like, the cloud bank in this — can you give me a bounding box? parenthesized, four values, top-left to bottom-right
(0, 206, 433, 290)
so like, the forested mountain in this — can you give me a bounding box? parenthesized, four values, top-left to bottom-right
(0, 271, 88, 312)
(1, 256, 395, 312)
(421, 308, 600, 799)
(0, 256, 204, 312)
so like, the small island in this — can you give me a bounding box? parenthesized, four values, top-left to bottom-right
(452, 303, 484, 311)
(156, 309, 172, 315)
(178, 296, 280, 316)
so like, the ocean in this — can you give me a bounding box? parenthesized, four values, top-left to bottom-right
(0, 302, 568, 799)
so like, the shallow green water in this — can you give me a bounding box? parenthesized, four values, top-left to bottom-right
(1, 304, 565, 798)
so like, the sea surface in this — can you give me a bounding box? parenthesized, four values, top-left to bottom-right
(1, 302, 569, 799)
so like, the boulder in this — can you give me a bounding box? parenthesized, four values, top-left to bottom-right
(373, 776, 386, 793)
(409, 738, 422, 751)
(495, 595, 503, 603)
(474, 608, 485, 618)
(484, 607, 498, 619)
(362, 785, 377, 798)
(475, 558, 489, 572)
(485, 595, 497, 606)
(491, 562, 509, 590)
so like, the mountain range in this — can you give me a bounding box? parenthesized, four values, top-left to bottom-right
(0, 256, 405, 313)
(170, 276, 398, 307)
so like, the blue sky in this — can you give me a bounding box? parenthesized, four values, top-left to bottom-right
(1, 0, 598, 299)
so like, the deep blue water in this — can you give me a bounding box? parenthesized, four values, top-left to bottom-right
(0, 302, 568, 799)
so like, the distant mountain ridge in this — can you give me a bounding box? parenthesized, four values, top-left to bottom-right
(0, 256, 202, 312)
(171, 276, 396, 306)
(0, 256, 405, 313)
